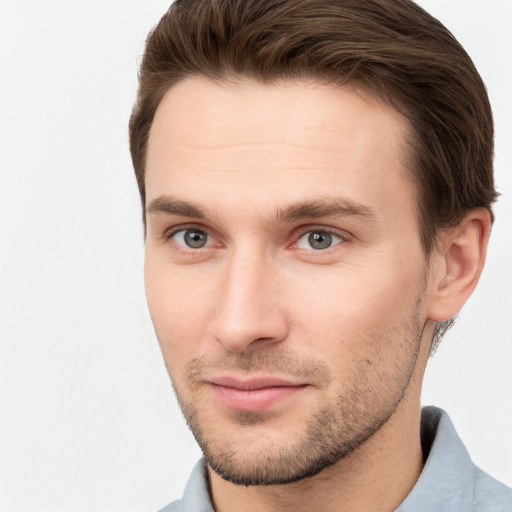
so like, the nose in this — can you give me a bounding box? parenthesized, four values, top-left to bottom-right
(208, 250, 289, 353)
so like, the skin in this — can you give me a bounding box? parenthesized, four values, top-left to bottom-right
(144, 77, 490, 512)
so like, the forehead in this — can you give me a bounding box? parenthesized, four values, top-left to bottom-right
(145, 77, 415, 225)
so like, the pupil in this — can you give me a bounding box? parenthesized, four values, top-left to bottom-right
(308, 231, 332, 250)
(184, 230, 207, 248)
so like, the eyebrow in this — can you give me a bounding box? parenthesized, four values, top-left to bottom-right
(146, 195, 376, 223)
(272, 197, 377, 224)
(146, 196, 207, 219)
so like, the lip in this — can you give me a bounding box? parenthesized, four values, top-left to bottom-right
(207, 375, 308, 411)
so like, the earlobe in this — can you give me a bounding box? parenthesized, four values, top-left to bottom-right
(427, 207, 492, 322)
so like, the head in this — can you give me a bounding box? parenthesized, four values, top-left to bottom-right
(130, 0, 495, 487)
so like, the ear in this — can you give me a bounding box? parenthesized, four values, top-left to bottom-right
(427, 207, 492, 322)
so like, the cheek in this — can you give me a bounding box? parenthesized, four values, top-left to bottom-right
(286, 269, 395, 322)
(144, 255, 214, 362)
(283, 261, 424, 351)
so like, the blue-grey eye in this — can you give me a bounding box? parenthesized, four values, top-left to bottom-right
(297, 230, 343, 250)
(173, 229, 210, 248)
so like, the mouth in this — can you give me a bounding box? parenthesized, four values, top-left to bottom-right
(206, 375, 309, 412)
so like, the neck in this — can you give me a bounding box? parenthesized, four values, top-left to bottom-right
(208, 391, 424, 512)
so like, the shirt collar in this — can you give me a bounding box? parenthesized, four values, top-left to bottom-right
(397, 406, 475, 511)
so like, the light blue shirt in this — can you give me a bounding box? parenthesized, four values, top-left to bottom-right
(159, 407, 512, 511)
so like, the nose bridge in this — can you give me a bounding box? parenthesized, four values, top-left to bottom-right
(209, 244, 287, 352)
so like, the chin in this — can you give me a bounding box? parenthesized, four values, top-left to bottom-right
(188, 401, 396, 487)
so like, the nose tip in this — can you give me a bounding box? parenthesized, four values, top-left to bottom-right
(208, 258, 289, 353)
(212, 319, 288, 353)
(210, 292, 289, 352)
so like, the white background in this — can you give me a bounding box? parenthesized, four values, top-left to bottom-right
(0, 1, 510, 511)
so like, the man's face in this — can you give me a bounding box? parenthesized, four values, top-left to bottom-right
(144, 77, 433, 485)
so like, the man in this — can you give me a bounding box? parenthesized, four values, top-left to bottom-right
(129, 0, 512, 510)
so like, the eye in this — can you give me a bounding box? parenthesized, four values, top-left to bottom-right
(170, 228, 212, 249)
(296, 230, 344, 250)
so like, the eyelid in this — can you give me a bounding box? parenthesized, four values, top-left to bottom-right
(290, 225, 350, 250)
(164, 222, 213, 240)
(160, 222, 349, 252)
(163, 223, 223, 253)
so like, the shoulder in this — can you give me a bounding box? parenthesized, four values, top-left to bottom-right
(398, 407, 512, 511)
(473, 468, 512, 512)
(157, 500, 185, 512)
(428, 407, 512, 511)
(156, 460, 214, 512)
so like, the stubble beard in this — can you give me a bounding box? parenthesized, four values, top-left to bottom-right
(164, 298, 425, 487)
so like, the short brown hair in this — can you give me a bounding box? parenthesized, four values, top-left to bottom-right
(129, 0, 496, 254)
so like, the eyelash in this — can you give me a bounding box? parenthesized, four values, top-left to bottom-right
(162, 224, 349, 253)
(164, 224, 217, 247)
(291, 226, 347, 251)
